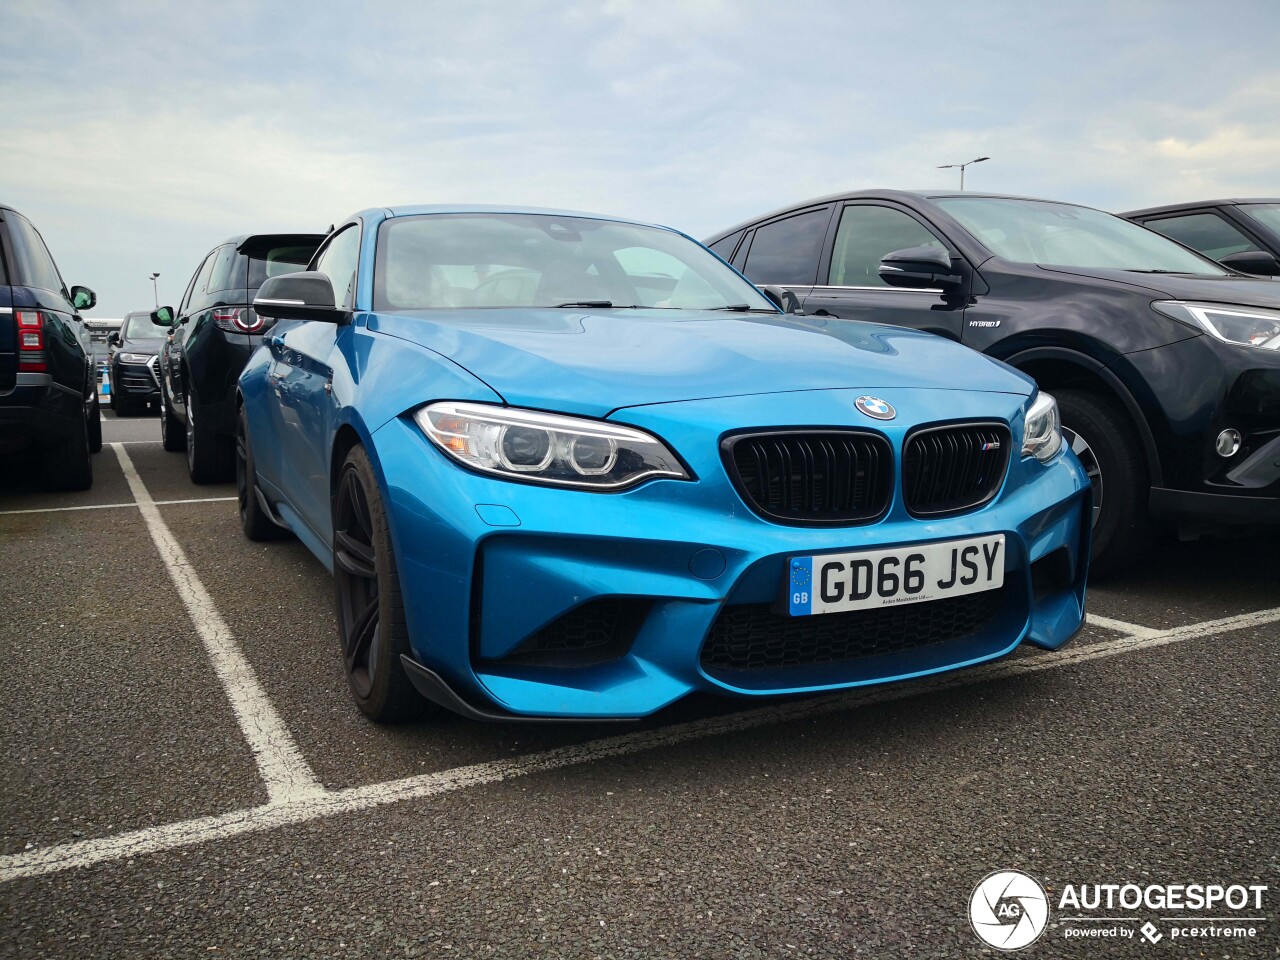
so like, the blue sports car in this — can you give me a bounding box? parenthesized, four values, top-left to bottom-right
(239, 206, 1090, 722)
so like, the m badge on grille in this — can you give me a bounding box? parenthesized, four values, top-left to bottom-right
(855, 395, 896, 420)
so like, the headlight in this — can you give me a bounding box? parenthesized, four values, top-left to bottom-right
(1022, 392, 1063, 462)
(1153, 301, 1280, 349)
(118, 352, 153, 364)
(413, 401, 691, 490)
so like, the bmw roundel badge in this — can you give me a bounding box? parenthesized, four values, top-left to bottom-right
(855, 395, 896, 420)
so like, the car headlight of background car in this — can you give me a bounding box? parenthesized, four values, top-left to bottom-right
(117, 352, 153, 364)
(414, 401, 691, 490)
(1022, 392, 1063, 462)
(1153, 301, 1280, 349)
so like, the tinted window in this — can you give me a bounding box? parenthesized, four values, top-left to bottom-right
(314, 227, 361, 309)
(708, 230, 743, 261)
(246, 243, 318, 291)
(829, 205, 947, 286)
(1141, 213, 1260, 261)
(7, 214, 65, 294)
(373, 214, 774, 312)
(178, 255, 208, 314)
(1237, 203, 1280, 237)
(187, 252, 218, 311)
(206, 244, 241, 294)
(938, 198, 1224, 275)
(742, 209, 829, 285)
(122, 313, 170, 339)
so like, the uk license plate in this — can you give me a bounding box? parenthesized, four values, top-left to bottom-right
(787, 534, 1005, 616)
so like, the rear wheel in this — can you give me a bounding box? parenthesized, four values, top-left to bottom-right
(42, 407, 93, 491)
(235, 404, 287, 541)
(185, 388, 234, 483)
(333, 445, 430, 723)
(1056, 388, 1155, 579)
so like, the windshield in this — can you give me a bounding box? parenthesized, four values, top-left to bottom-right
(936, 197, 1227, 275)
(247, 244, 320, 290)
(122, 313, 169, 338)
(374, 213, 776, 312)
(1239, 203, 1280, 236)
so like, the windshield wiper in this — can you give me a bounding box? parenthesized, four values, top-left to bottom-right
(711, 303, 752, 311)
(1125, 269, 1186, 274)
(555, 300, 613, 308)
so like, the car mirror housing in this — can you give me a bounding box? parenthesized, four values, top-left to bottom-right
(757, 284, 803, 314)
(108, 331, 120, 345)
(151, 306, 176, 326)
(254, 271, 349, 323)
(878, 246, 963, 291)
(1218, 250, 1280, 277)
(70, 285, 96, 311)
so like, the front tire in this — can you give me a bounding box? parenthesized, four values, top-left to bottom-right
(332, 445, 431, 723)
(1057, 388, 1155, 579)
(160, 386, 185, 452)
(87, 393, 102, 454)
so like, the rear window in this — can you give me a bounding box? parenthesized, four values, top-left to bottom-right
(247, 244, 318, 291)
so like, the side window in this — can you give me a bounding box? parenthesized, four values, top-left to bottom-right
(828, 205, 947, 287)
(707, 230, 743, 262)
(731, 230, 753, 270)
(8, 215, 66, 295)
(180, 252, 216, 315)
(742, 208, 829, 285)
(314, 225, 360, 309)
(205, 244, 239, 294)
(1141, 213, 1260, 262)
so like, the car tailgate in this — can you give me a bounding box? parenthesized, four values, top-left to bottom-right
(0, 285, 15, 392)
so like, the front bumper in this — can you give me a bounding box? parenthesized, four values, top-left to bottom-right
(372, 388, 1091, 719)
(111, 357, 161, 400)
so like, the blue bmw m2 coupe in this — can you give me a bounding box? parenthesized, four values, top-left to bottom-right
(239, 206, 1091, 721)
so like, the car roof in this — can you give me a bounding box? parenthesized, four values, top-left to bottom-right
(1120, 198, 1280, 218)
(706, 189, 1101, 241)
(347, 204, 671, 232)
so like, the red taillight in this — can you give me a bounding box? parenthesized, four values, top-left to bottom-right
(16, 310, 47, 371)
(212, 307, 265, 334)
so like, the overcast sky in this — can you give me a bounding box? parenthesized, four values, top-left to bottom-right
(3, 0, 1277, 318)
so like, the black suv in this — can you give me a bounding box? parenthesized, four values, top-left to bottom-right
(707, 191, 1280, 576)
(156, 232, 324, 482)
(1121, 199, 1280, 277)
(0, 204, 101, 489)
(107, 309, 167, 414)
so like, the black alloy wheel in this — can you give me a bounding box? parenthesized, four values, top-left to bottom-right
(332, 445, 430, 722)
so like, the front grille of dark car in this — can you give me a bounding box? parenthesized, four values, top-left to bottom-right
(700, 588, 1005, 673)
(724, 431, 893, 525)
(495, 598, 650, 668)
(902, 423, 1011, 517)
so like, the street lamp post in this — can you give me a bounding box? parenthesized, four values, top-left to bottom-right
(937, 156, 990, 190)
(149, 272, 160, 308)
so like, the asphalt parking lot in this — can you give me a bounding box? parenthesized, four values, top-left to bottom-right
(1, 410, 1277, 959)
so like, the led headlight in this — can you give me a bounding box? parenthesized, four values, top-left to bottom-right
(414, 401, 691, 490)
(118, 352, 154, 364)
(1153, 301, 1280, 349)
(1022, 392, 1063, 462)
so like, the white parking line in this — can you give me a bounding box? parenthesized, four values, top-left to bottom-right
(4, 602, 1277, 883)
(0, 497, 236, 516)
(110, 443, 322, 805)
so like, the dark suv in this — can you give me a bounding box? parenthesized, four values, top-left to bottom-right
(1120, 199, 1280, 277)
(107, 310, 167, 414)
(156, 232, 324, 482)
(0, 204, 100, 489)
(707, 191, 1280, 576)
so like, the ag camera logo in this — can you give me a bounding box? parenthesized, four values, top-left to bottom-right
(969, 870, 1049, 951)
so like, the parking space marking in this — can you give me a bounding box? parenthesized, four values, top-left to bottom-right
(110, 443, 322, 805)
(4, 601, 1278, 883)
(1085, 612, 1161, 639)
(0, 497, 236, 517)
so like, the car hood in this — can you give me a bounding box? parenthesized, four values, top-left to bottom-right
(1039, 266, 1280, 308)
(368, 308, 1033, 418)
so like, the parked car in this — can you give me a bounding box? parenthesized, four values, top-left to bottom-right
(0, 204, 100, 489)
(154, 232, 324, 482)
(239, 205, 1090, 722)
(707, 191, 1280, 576)
(1120, 199, 1280, 277)
(107, 310, 167, 414)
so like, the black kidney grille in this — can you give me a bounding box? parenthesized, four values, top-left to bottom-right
(701, 588, 1004, 673)
(903, 423, 1011, 516)
(727, 432, 892, 524)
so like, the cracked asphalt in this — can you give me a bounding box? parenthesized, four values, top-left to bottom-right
(1, 410, 1277, 959)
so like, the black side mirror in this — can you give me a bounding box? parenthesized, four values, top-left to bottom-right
(757, 284, 803, 314)
(71, 285, 96, 311)
(878, 246, 963, 292)
(1218, 250, 1280, 277)
(151, 306, 176, 327)
(254, 272, 349, 323)
(108, 331, 120, 345)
